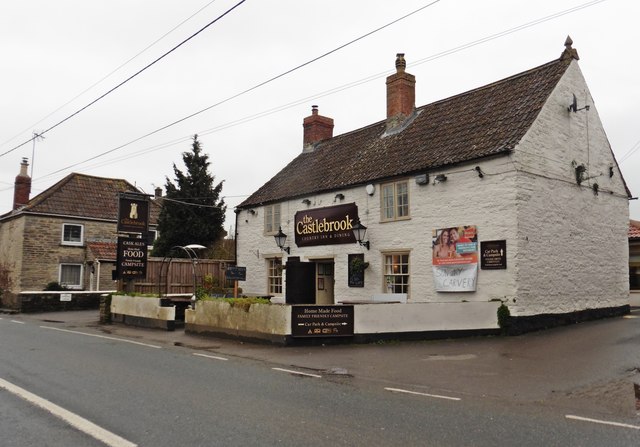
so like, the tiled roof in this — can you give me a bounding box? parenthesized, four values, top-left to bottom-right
(630, 220, 640, 239)
(8, 173, 159, 224)
(240, 56, 573, 208)
(86, 241, 117, 261)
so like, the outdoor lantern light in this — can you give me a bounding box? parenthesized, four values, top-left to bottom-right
(352, 219, 370, 250)
(274, 226, 290, 254)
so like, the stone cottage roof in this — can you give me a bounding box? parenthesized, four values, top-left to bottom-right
(240, 50, 577, 209)
(2, 172, 160, 223)
(86, 241, 117, 261)
(630, 220, 640, 239)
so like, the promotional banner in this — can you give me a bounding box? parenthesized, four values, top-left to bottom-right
(294, 203, 358, 247)
(432, 226, 478, 292)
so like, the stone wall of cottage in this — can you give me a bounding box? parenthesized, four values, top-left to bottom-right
(512, 60, 629, 316)
(0, 216, 25, 294)
(20, 215, 118, 291)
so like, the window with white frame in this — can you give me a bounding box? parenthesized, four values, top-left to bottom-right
(383, 253, 409, 294)
(61, 223, 84, 246)
(264, 203, 281, 235)
(381, 180, 409, 221)
(59, 263, 83, 289)
(267, 258, 283, 295)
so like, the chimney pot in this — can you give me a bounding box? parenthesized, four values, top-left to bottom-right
(13, 158, 32, 210)
(303, 105, 334, 151)
(386, 53, 416, 131)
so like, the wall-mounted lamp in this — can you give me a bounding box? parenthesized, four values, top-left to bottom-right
(302, 199, 311, 205)
(248, 209, 256, 215)
(434, 174, 447, 184)
(475, 166, 484, 178)
(352, 219, 370, 250)
(334, 193, 345, 202)
(274, 226, 290, 254)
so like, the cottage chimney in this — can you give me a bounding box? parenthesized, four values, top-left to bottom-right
(13, 158, 31, 210)
(154, 187, 163, 198)
(386, 53, 415, 131)
(302, 105, 334, 152)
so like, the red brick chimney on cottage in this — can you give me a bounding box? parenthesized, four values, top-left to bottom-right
(386, 53, 415, 131)
(303, 105, 334, 151)
(13, 158, 31, 210)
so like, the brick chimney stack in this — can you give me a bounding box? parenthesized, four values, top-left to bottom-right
(303, 105, 334, 152)
(154, 187, 163, 198)
(13, 158, 31, 210)
(386, 53, 415, 131)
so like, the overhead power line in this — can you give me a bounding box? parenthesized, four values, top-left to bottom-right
(0, 0, 247, 159)
(35, 0, 443, 179)
(0, 0, 221, 150)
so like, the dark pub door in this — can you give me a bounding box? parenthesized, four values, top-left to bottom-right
(285, 259, 315, 304)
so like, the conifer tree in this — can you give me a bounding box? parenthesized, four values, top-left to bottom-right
(152, 135, 226, 257)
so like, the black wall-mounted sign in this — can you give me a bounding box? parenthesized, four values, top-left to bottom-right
(118, 192, 149, 234)
(480, 240, 507, 270)
(348, 253, 365, 288)
(294, 203, 358, 247)
(291, 305, 354, 337)
(116, 237, 148, 278)
(226, 266, 246, 281)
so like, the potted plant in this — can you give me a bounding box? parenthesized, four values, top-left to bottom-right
(350, 257, 369, 273)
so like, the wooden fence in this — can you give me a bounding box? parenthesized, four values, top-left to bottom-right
(130, 257, 235, 296)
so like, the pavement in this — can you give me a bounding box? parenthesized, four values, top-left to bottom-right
(8, 308, 640, 421)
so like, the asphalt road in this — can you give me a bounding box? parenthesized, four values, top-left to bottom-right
(1, 310, 639, 446)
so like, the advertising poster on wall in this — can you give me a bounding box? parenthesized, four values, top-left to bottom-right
(432, 225, 478, 292)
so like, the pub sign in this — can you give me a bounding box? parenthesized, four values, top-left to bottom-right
(291, 305, 354, 337)
(294, 203, 358, 247)
(118, 192, 149, 234)
(117, 237, 148, 278)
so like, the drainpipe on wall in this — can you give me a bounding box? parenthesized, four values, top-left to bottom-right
(96, 260, 101, 292)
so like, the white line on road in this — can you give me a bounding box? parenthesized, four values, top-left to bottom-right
(622, 315, 638, 319)
(40, 326, 161, 349)
(272, 367, 322, 378)
(193, 353, 228, 361)
(0, 377, 137, 447)
(565, 414, 640, 430)
(11, 320, 25, 324)
(385, 387, 461, 401)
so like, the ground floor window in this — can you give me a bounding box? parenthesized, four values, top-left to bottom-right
(383, 253, 409, 294)
(267, 258, 283, 295)
(59, 263, 83, 289)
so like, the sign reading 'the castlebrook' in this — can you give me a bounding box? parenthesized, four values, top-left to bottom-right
(294, 203, 358, 247)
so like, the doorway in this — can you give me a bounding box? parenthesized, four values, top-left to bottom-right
(316, 260, 335, 305)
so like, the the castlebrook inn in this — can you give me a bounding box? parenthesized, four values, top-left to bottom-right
(234, 38, 632, 336)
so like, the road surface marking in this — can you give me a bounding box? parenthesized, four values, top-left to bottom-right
(40, 326, 161, 349)
(623, 315, 638, 319)
(565, 415, 640, 430)
(11, 320, 25, 324)
(0, 377, 137, 447)
(193, 353, 228, 361)
(272, 367, 321, 378)
(385, 387, 461, 401)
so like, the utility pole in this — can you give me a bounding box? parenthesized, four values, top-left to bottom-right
(30, 131, 45, 179)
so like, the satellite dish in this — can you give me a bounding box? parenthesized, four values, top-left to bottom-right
(568, 93, 578, 113)
(366, 184, 375, 196)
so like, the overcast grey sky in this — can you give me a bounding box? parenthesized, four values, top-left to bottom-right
(1, 0, 639, 232)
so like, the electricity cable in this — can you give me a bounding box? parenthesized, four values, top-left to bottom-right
(0, 0, 247, 159)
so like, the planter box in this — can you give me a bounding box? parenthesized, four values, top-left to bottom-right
(111, 295, 176, 331)
(186, 300, 289, 344)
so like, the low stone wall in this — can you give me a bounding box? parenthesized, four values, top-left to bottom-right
(185, 300, 290, 344)
(186, 300, 502, 345)
(4, 291, 107, 313)
(110, 295, 176, 331)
